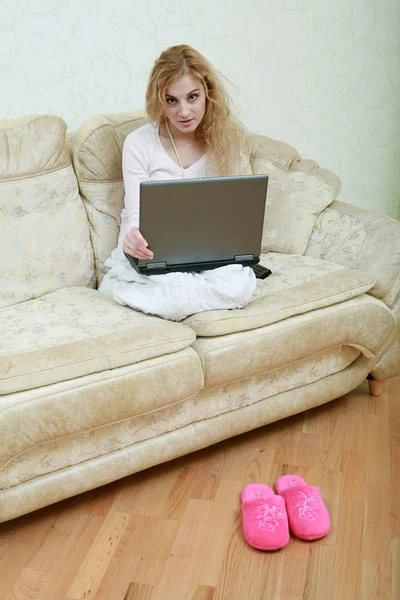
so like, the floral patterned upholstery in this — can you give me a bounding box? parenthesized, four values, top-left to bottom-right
(184, 252, 375, 336)
(0, 115, 95, 308)
(305, 207, 367, 267)
(0, 286, 196, 393)
(0, 345, 359, 490)
(253, 159, 336, 255)
(305, 201, 400, 307)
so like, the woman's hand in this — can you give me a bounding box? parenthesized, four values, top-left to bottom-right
(123, 227, 153, 260)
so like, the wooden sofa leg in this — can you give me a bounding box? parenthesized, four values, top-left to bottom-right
(368, 379, 384, 397)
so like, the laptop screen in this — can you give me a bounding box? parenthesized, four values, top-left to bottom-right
(138, 174, 268, 269)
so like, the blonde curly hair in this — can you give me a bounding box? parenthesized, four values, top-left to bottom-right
(145, 44, 248, 177)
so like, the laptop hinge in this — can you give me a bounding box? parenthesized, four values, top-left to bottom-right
(146, 261, 167, 270)
(234, 254, 254, 262)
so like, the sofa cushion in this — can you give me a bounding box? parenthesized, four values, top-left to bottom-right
(72, 111, 149, 285)
(191, 294, 395, 389)
(0, 287, 196, 394)
(249, 135, 340, 255)
(184, 253, 376, 336)
(260, 164, 336, 255)
(0, 115, 95, 309)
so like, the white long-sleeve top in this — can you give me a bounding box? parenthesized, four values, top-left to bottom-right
(118, 123, 209, 246)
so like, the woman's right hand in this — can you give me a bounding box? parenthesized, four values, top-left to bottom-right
(123, 227, 154, 260)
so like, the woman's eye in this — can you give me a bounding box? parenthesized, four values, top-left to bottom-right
(167, 98, 176, 104)
(189, 94, 198, 101)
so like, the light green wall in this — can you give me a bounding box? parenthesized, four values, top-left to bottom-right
(1, 0, 399, 218)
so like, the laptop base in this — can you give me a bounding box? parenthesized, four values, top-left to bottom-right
(124, 252, 259, 275)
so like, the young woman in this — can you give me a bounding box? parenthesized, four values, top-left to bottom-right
(120, 43, 249, 259)
(100, 44, 256, 321)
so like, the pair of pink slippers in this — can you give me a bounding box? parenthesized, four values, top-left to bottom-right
(242, 475, 331, 551)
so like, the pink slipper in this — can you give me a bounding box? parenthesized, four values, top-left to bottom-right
(275, 475, 331, 540)
(241, 484, 289, 550)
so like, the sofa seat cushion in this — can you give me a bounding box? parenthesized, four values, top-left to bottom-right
(184, 253, 376, 337)
(0, 287, 196, 394)
(191, 294, 395, 389)
(0, 345, 357, 490)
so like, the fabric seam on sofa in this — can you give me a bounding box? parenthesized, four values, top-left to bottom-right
(0, 163, 73, 184)
(0, 114, 65, 131)
(80, 179, 124, 186)
(299, 197, 334, 256)
(382, 275, 400, 307)
(82, 197, 101, 278)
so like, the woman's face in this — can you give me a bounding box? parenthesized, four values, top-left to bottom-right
(163, 73, 206, 134)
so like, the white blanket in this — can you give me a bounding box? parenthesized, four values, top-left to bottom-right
(99, 246, 256, 321)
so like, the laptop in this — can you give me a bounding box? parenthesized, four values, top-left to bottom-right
(124, 174, 268, 275)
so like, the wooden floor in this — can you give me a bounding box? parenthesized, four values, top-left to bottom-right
(0, 375, 399, 600)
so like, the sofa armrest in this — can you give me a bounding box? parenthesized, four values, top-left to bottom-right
(370, 292, 400, 381)
(305, 200, 400, 306)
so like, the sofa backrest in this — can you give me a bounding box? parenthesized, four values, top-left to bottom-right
(0, 115, 95, 309)
(248, 133, 341, 255)
(72, 112, 149, 286)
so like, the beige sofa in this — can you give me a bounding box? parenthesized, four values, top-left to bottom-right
(0, 113, 399, 523)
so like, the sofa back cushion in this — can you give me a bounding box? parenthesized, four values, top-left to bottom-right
(249, 134, 340, 255)
(72, 112, 149, 286)
(0, 115, 95, 308)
